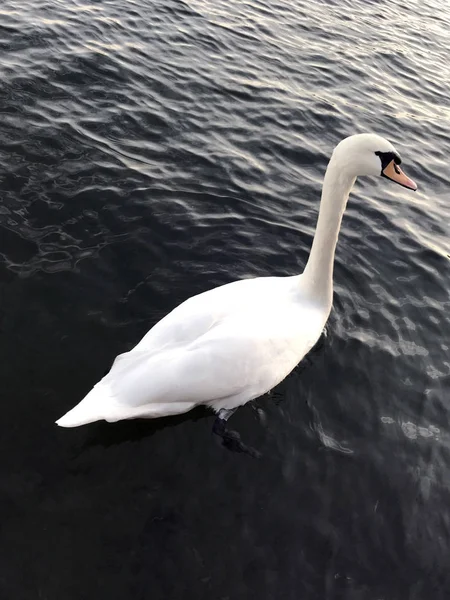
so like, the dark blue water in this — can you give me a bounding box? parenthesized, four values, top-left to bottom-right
(1, 0, 449, 598)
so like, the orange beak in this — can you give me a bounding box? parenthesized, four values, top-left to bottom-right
(382, 160, 417, 191)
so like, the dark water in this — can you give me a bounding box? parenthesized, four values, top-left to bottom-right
(1, 0, 449, 597)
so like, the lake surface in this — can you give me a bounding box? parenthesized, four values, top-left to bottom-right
(0, 0, 449, 598)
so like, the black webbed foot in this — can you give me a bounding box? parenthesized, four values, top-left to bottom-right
(212, 410, 262, 458)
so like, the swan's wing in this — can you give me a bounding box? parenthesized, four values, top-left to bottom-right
(105, 309, 321, 411)
(56, 296, 324, 426)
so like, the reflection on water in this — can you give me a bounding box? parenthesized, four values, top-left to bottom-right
(381, 416, 441, 441)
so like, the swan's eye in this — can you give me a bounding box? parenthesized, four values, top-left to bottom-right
(375, 150, 401, 170)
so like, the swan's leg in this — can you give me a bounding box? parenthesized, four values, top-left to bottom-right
(215, 408, 237, 422)
(213, 408, 261, 458)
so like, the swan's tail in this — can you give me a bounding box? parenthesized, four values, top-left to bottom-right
(56, 382, 198, 428)
(55, 383, 119, 428)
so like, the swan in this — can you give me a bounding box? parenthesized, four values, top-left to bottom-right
(56, 133, 417, 453)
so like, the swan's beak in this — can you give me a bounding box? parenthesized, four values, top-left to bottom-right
(382, 160, 417, 191)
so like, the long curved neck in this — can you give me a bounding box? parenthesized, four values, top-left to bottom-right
(303, 158, 355, 307)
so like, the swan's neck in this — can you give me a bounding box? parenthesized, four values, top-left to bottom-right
(303, 159, 355, 307)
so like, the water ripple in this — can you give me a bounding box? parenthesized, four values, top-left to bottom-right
(0, 0, 450, 596)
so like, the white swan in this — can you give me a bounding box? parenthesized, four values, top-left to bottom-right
(56, 133, 417, 450)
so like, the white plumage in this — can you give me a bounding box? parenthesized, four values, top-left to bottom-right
(56, 133, 416, 429)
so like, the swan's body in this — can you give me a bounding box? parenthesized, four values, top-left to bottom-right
(58, 276, 325, 426)
(56, 133, 416, 429)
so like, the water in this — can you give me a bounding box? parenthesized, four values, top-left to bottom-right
(0, 0, 449, 597)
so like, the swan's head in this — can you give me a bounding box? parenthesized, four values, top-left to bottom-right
(333, 133, 417, 191)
